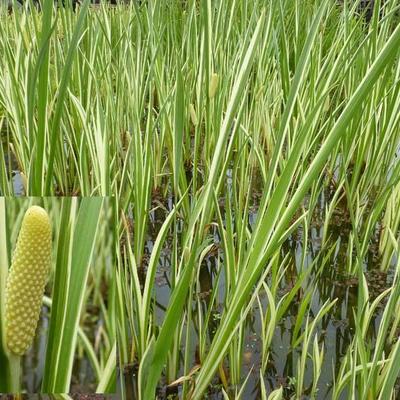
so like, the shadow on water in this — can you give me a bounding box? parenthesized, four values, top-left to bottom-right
(125, 170, 399, 399)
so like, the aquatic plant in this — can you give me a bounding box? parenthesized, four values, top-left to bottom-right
(0, 198, 116, 393)
(5, 206, 51, 356)
(1, 0, 400, 398)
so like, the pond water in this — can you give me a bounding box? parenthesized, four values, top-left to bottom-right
(2, 117, 398, 398)
(125, 173, 399, 399)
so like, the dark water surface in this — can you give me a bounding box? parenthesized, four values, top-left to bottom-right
(125, 176, 399, 399)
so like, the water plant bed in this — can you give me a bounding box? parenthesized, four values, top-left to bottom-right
(1, 0, 400, 398)
(126, 185, 398, 398)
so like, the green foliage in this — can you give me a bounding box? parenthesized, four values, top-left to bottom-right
(0, 198, 115, 393)
(1, 0, 400, 398)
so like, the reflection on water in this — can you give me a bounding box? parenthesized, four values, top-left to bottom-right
(12, 172, 24, 195)
(126, 180, 399, 399)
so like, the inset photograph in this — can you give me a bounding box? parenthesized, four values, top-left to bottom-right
(0, 197, 116, 394)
